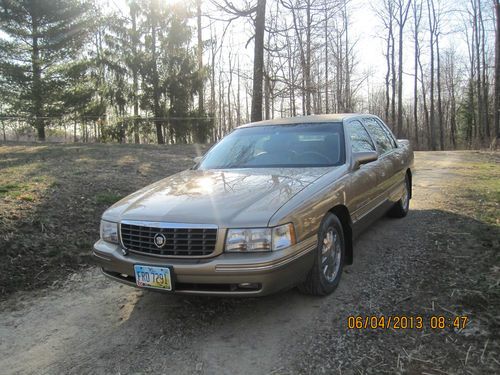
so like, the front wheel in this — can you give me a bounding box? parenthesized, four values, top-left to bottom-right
(389, 174, 410, 218)
(299, 213, 345, 296)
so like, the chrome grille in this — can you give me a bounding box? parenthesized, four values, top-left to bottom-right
(120, 222, 217, 257)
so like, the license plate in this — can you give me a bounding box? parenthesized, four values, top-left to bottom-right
(134, 265, 172, 291)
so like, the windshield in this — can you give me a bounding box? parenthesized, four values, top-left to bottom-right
(198, 122, 345, 169)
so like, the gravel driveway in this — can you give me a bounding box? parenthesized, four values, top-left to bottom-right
(0, 151, 498, 375)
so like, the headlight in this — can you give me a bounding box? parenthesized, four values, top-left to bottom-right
(225, 223, 296, 252)
(272, 223, 296, 250)
(100, 220, 118, 244)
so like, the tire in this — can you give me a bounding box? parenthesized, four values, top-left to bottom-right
(299, 213, 345, 296)
(389, 173, 410, 218)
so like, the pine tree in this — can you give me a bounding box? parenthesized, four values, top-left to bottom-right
(105, 1, 143, 143)
(139, 1, 203, 144)
(164, 5, 202, 143)
(0, 0, 92, 140)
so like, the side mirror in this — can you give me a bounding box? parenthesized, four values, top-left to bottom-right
(352, 151, 378, 169)
(397, 139, 409, 147)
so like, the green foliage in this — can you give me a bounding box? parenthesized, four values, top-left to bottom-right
(95, 192, 124, 205)
(0, 0, 208, 144)
(164, 7, 202, 143)
(191, 110, 214, 144)
(0, 183, 21, 195)
(0, 0, 93, 140)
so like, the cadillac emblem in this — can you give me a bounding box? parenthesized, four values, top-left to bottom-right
(153, 233, 166, 248)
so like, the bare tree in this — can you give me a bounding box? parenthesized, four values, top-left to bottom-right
(412, 0, 422, 148)
(376, 0, 396, 125)
(396, 0, 412, 137)
(197, 0, 204, 113)
(495, 0, 500, 141)
(427, 0, 437, 150)
(252, 0, 267, 121)
(212, 0, 267, 122)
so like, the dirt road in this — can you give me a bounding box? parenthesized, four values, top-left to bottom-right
(1, 152, 498, 374)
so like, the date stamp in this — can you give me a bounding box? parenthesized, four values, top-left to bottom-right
(347, 315, 469, 330)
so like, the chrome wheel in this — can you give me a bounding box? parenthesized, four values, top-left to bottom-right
(321, 228, 342, 283)
(299, 213, 345, 296)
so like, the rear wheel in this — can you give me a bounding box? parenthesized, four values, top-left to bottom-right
(389, 174, 410, 218)
(299, 213, 345, 296)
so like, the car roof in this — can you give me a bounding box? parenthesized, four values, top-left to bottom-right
(237, 114, 373, 129)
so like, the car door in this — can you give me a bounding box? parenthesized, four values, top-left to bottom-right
(362, 117, 398, 203)
(345, 119, 382, 223)
(374, 118, 408, 202)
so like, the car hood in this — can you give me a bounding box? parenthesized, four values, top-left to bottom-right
(103, 168, 333, 227)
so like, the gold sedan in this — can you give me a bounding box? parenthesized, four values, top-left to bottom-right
(93, 114, 414, 296)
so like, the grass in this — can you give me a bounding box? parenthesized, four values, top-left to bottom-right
(0, 142, 209, 298)
(451, 157, 500, 226)
(0, 183, 21, 195)
(95, 192, 124, 205)
(0, 145, 497, 300)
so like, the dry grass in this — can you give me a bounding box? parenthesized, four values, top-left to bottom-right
(0, 142, 209, 298)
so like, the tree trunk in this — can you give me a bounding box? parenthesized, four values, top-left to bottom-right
(264, 71, 271, 120)
(390, 21, 396, 129)
(151, 16, 164, 144)
(31, 13, 45, 141)
(385, 11, 392, 122)
(413, 0, 421, 149)
(324, 2, 329, 113)
(479, 5, 490, 139)
(305, 0, 312, 114)
(210, 27, 217, 140)
(344, 7, 351, 112)
(427, 0, 437, 150)
(436, 35, 444, 150)
(197, 0, 204, 113)
(494, 0, 500, 140)
(251, 0, 266, 122)
(397, 17, 404, 137)
(397, 0, 411, 137)
(286, 31, 296, 117)
(450, 80, 457, 149)
(474, 0, 483, 143)
(418, 52, 430, 149)
(237, 57, 241, 125)
(132, 4, 140, 144)
(227, 53, 233, 130)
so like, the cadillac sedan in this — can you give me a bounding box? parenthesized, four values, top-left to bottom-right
(92, 114, 414, 296)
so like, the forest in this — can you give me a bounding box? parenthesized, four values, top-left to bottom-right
(0, 0, 499, 150)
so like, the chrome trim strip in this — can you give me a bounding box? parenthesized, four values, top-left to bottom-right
(215, 236, 317, 272)
(92, 251, 112, 262)
(351, 189, 388, 222)
(120, 220, 218, 229)
(126, 248, 218, 259)
(176, 289, 261, 296)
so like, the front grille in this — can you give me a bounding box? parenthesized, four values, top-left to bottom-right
(120, 223, 217, 257)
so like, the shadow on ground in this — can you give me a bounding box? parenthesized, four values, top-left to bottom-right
(1, 208, 494, 374)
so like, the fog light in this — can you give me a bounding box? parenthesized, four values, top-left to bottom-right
(238, 283, 259, 289)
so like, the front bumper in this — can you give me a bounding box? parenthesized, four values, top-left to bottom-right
(92, 236, 317, 296)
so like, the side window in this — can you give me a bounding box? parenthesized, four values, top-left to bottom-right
(347, 120, 375, 152)
(375, 118, 398, 148)
(363, 118, 394, 155)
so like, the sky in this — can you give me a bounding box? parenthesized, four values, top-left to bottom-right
(2, 0, 493, 105)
